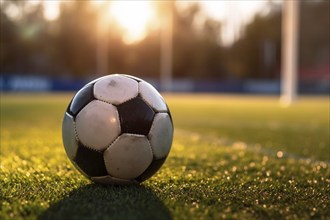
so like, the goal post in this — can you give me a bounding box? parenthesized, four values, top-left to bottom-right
(160, 1, 174, 92)
(280, 0, 300, 106)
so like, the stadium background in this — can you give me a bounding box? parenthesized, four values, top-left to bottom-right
(0, 1, 329, 94)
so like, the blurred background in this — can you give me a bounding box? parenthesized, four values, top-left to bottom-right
(0, 0, 329, 94)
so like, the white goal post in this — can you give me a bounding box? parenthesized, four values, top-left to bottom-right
(281, 0, 300, 106)
(160, 2, 174, 92)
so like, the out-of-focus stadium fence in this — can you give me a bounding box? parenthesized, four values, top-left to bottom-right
(0, 75, 328, 94)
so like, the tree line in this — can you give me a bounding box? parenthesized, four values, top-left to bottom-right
(0, 1, 328, 80)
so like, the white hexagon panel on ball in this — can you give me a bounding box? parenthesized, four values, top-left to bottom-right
(139, 81, 167, 112)
(148, 113, 174, 159)
(104, 134, 153, 179)
(94, 74, 139, 105)
(62, 112, 79, 161)
(75, 100, 120, 151)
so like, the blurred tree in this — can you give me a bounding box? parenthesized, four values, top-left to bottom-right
(129, 32, 161, 78)
(299, 0, 329, 68)
(0, 9, 20, 73)
(226, 4, 282, 79)
(198, 18, 226, 78)
(172, 3, 225, 79)
(55, 1, 98, 76)
(0, 1, 56, 75)
(226, 0, 329, 79)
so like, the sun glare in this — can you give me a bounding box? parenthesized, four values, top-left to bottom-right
(110, 1, 154, 44)
(43, 1, 60, 21)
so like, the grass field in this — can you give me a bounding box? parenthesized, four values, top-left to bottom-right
(1, 93, 329, 220)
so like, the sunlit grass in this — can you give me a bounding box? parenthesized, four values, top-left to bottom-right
(1, 93, 329, 219)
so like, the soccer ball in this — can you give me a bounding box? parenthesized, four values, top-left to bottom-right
(62, 74, 173, 184)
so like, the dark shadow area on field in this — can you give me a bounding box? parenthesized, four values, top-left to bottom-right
(38, 183, 171, 220)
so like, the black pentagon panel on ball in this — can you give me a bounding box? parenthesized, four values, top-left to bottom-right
(74, 143, 108, 177)
(117, 97, 155, 135)
(135, 157, 167, 183)
(68, 84, 95, 116)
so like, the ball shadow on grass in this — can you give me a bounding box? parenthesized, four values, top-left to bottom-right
(38, 183, 172, 220)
